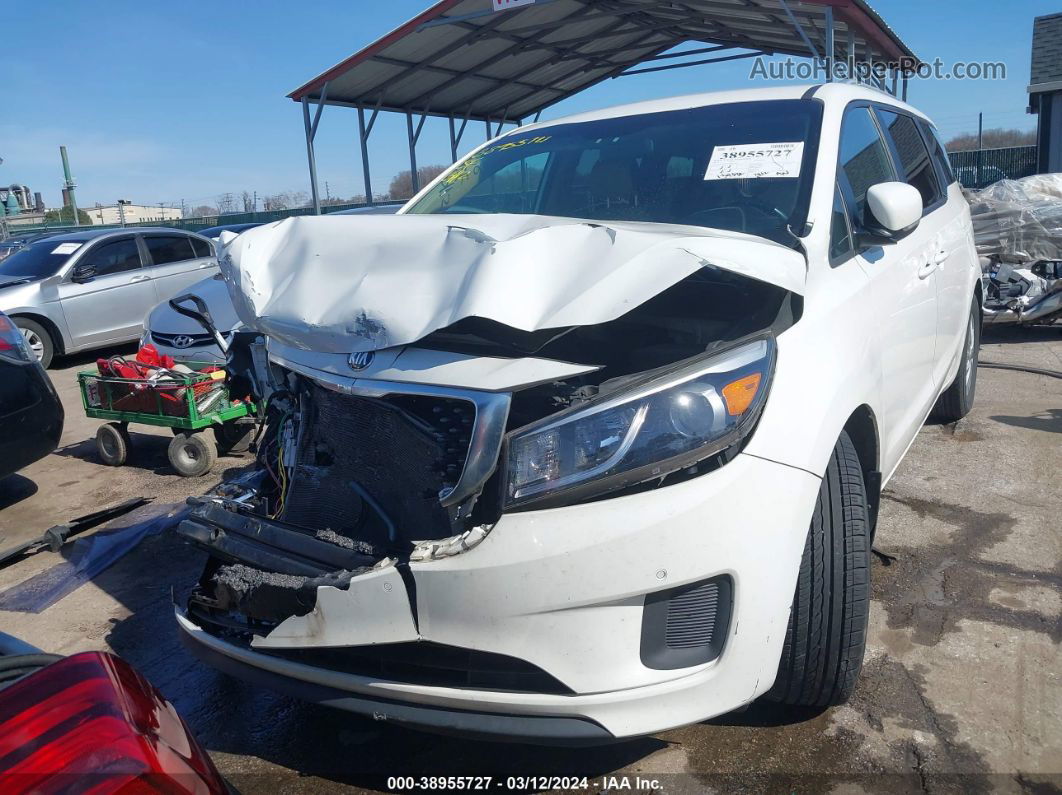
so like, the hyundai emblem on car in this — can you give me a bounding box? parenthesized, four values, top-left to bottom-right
(171, 335, 194, 349)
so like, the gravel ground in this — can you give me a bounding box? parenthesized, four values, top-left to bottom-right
(0, 328, 1059, 792)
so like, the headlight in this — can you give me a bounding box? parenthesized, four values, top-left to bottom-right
(504, 337, 775, 509)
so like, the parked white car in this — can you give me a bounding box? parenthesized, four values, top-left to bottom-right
(176, 83, 980, 741)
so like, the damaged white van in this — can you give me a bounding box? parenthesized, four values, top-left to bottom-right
(175, 83, 981, 742)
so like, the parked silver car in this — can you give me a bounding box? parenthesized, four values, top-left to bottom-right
(0, 227, 216, 367)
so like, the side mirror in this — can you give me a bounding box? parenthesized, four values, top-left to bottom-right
(71, 264, 96, 283)
(861, 182, 922, 244)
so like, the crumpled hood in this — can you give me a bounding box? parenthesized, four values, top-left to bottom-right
(221, 214, 805, 354)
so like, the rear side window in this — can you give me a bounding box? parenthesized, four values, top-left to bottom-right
(876, 109, 942, 211)
(190, 238, 212, 258)
(144, 235, 196, 266)
(79, 238, 141, 276)
(916, 118, 956, 186)
(838, 107, 895, 225)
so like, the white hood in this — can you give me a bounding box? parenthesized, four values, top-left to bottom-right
(220, 214, 805, 354)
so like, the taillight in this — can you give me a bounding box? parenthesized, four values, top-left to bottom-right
(0, 652, 226, 794)
(0, 315, 32, 363)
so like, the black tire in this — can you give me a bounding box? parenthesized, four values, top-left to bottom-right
(96, 422, 130, 466)
(213, 421, 255, 455)
(13, 317, 54, 368)
(932, 296, 980, 423)
(767, 430, 870, 707)
(167, 432, 217, 477)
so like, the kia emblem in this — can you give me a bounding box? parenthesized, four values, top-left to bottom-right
(348, 350, 376, 371)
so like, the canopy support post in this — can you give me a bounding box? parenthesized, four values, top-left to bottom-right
(407, 110, 428, 194)
(778, 0, 821, 63)
(824, 6, 834, 81)
(847, 29, 856, 83)
(357, 103, 379, 205)
(301, 82, 329, 215)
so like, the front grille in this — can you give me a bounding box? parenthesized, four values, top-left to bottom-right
(151, 331, 215, 348)
(640, 575, 732, 670)
(262, 642, 574, 695)
(280, 383, 473, 547)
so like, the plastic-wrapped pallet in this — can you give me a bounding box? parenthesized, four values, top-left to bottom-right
(967, 174, 1062, 264)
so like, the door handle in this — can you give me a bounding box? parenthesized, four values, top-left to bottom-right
(933, 249, 951, 265)
(917, 261, 937, 280)
(129, 275, 150, 283)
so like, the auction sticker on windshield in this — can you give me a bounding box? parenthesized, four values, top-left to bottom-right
(51, 243, 82, 255)
(704, 141, 804, 180)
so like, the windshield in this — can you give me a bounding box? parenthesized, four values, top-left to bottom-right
(405, 99, 822, 246)
(0, 240, 83, 281)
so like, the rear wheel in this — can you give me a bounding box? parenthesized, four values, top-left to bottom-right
(14, 318, 54, 368)
(932, 296, 980, 423)
(168, 432, 217, 477)
(96, 422, 130, 467)
(767, 430, 870, 707)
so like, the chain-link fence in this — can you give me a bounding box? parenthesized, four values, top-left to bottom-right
(947, 145, 1038, 190)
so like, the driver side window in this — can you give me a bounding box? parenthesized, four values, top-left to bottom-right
(837, 106, 896, 228)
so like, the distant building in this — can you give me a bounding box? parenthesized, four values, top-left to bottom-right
(88, 204, 183, 225)
(1028, 12, 1062, 173)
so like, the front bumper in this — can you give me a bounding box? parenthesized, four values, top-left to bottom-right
(178, 452, 820, 739)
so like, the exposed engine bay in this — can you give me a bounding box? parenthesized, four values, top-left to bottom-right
(177, 214, 801, 638)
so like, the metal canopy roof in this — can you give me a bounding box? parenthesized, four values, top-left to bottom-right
(289, 0, 919, 124)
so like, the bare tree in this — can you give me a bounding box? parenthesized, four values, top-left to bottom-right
(262, 192, 291, 211)
(241, 191, 254, 212)
(291, 191, 310, 208)
(945, 128, 1036, 152)
(388, 165, 448, 200)
(186, 205, 216, 219)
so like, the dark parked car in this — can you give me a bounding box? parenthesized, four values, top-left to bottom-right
(0, 232, 58, 262)
(195, 222, 264, 241)
(0, 310, 63, 479)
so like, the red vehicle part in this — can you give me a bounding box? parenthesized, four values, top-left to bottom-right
(0, 651, 226, 794)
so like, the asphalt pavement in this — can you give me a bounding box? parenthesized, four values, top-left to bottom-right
(0, 328, 1059, 792)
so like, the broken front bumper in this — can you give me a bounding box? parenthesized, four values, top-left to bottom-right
(177, 452, 820, 740)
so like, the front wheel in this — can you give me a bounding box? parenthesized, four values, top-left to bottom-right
(766, 430, 871, 707)
(932, 296, 980, 423)
(14, 318, 55, 368)
(96, 422, 130, 466)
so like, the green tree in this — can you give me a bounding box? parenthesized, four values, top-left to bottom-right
(43, 207, 93, 225)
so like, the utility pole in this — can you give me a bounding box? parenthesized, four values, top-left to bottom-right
(60, 146, 79, 226)
(253, 191, 257, 215)
(117, 199, 130, 227)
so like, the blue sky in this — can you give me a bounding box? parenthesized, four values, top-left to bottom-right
(3, 0, 1056, 209)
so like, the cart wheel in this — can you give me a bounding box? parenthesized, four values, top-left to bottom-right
(168, 432, 217, 477)
(96, 423, 130, 466)
(214, 421, 255, 455)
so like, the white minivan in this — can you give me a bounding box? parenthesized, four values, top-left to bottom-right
(176, 83, 980, 741)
